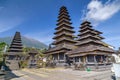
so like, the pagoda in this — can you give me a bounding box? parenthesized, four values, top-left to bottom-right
(5, 32, 23, 70)
(66, 21, 115, 65)
(45, 6, 76, 63)
(8, 32, 23, 53)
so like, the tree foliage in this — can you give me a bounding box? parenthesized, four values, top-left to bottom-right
(21, 47, 47, 68)
(0, 42, 7, 52)
(0, 42, 7, 67)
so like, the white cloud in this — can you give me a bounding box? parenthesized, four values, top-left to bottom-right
(103, 36, 120, 49)
(84, 0, 120, 23)
(0, 17, 24, 33)
(104, 36, 120, 42)
(0, 4, 26, 33)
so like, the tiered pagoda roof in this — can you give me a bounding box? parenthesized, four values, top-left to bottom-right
(7, 32, 23, 55)
(76, 21, 106, 46)
(46, 6, 76, 54)
(28, 49, 39, 55)
(66, 21, 114, 57)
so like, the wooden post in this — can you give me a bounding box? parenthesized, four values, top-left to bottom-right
(86, 56, 88, 63)
(64, 53, 65, 61)
(15, 55, 16, 60)
(84, 56, 86, 63)
(101, 55, 103, 63)
(57, 53, 59, 61)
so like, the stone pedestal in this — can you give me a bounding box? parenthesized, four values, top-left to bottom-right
(113, 63, 120, 80)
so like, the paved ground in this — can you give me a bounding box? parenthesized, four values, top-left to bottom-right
(3, 68, 113, 80)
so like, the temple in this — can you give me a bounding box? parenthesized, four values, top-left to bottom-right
(66, 21, 115, 65)
(45, 6, 76, 64)
(28, 49, 39, 68)
(5, 32, 23, 70)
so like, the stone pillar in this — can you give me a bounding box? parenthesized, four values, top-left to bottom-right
(94, 55, 98, 69)
(83, 56, 87, 69)
(83, 56, 86, 63)
(79, 57, 81, 63)
(94, 55, 97, 63)
(73, 57, 75, 63)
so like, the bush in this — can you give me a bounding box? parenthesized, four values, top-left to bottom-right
(0, 61, 3, 69)
(36, 60, 47, 68)
(19, 60, 28, 68)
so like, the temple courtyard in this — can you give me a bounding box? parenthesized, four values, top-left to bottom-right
(2, 68, 113, 80)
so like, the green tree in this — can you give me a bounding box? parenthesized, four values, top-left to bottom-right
(0, 42, 7, 67)
(21, 47, 47, 68)
(0, 42, 7, 51)
(35, 49, 46, 68)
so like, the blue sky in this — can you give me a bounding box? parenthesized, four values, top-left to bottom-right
(0, 0, 120, 49)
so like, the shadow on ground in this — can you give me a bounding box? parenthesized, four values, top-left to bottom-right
(4, 71, 20, 80)
(0, 66, 24, 80)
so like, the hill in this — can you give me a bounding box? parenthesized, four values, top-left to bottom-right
(0, 36, 48, 49)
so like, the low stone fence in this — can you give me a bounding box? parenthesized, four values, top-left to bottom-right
(72, 63, 112, 71)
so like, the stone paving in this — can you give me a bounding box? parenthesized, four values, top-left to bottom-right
(4, 68, 113, 80)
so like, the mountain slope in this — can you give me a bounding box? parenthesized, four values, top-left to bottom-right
(0, 36, 48, 49)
